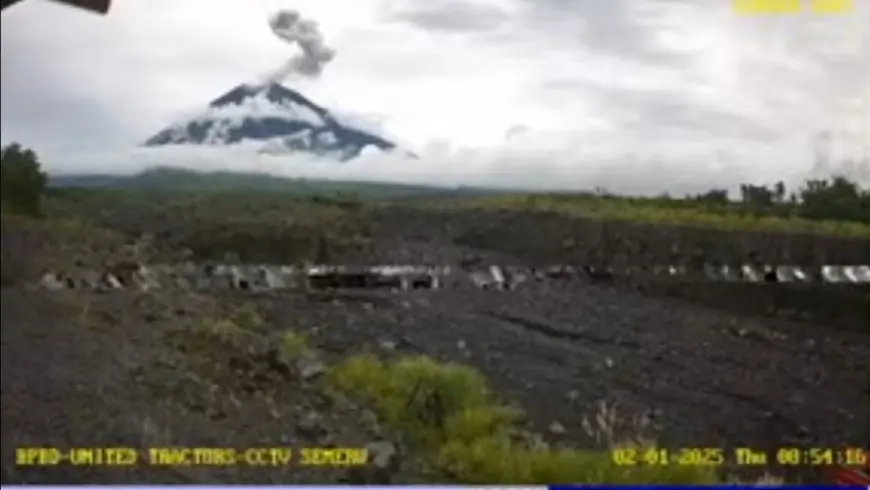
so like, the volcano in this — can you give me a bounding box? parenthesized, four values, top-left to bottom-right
(144, 83, 399, 161)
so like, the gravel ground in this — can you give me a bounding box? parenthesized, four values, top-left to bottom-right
(1, 206, 867, 483)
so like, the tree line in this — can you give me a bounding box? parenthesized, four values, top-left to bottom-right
(2, 142, 868, 225)
(692, 174, 869, 224)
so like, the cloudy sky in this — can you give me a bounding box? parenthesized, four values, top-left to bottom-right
(1, 0, 868, 193)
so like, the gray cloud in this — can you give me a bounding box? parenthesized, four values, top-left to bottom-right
(520, 0, 694, 67)
(385, 0, 512, 33)
(1, 0, 868, 193)
(582, 86, 783, 142)
(0, 29, 134, 151)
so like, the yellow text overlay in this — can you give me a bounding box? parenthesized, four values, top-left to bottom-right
(611, 447, 867, 467)
(732, 0, 854, 14)
(15, 447, 368, 467)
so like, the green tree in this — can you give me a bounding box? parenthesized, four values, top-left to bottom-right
(739, 183, 774, 208)
(695, 189, 729, 205)
(1, 143, 48, 217)
(798, 175, 867, 223)
(773, 181, 786, 203)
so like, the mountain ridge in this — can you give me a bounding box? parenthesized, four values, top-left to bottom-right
(46, 166, 490, 198)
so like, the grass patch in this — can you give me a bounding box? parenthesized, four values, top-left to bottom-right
(327, 353, 721, 484)
(160, 303, 272, 383)
(433, 194, 870, 238)
(186, 303, 265, 345)
(2, 212, 124, 246)
(282, 330, 312, 360)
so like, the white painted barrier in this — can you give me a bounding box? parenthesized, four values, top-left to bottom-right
(28, 263, 870, 292)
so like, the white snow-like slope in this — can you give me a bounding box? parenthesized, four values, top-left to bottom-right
(144, 82, 398, 161)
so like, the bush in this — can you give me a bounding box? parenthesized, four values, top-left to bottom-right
(328, 354, 720, 484)
(1, 143, 47, 217)
(450, 173, 870, 237)
(798, 176, 870, 224)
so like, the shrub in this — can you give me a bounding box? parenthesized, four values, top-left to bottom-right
(1, 143, 47, 217)
(446, 174, 870, 237)
(282, 330, 311, 359)
(328, 354, 720, 484)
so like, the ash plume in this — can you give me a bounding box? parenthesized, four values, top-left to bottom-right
(265, 10, 336, 83)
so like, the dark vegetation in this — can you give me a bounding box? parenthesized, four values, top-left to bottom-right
(2, 143, 868, 484)
(694, 177, 870, 226)
(1, 144, 47, 217)
(48, 166, 482, 199)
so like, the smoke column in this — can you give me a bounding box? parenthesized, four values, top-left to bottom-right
(266, 10, 336, 83)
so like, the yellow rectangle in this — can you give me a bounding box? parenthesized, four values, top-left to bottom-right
(733, 0, 853, 14)
(809, 0, 854, 14)
(733, 0, 803, 14)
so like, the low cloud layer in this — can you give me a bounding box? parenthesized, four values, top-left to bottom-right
(2, 0, 868, 195)
(43, 139, 801, 197)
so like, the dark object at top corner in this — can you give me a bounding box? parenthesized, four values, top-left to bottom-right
(2, 0, 111, 14)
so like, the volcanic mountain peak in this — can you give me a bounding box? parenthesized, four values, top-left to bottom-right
(144, 82, 398, 161)
(209, 83, 327, 115)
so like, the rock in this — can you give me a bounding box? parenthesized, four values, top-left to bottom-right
(519, 430, 549, 450)
(359, 409, 379, 426)
(548, 421, 567, 435)
(469, 268, 505, 289)
(379, 340, 397, 351)
(358, 409, 381, 436)
(342, 439, 400, 484)
(397, 336, 416, 349)
(39, 272, 67, 290)
(295, 411, 327, 441)
(259, 267, 286, 289)
(103, 273, 124, 290)
(172, 274, 192, 290)
(78, 270, 102, 289)
(323, 388, 350, 409)
(297, 354, 327, 380)
(178, 261, 198, 276)
(228, 267, 249, 290)
(132, 267, 161, 291)
(368, 440, 399, 470)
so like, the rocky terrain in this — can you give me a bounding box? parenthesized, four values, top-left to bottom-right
(1, 199, 868, 484)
